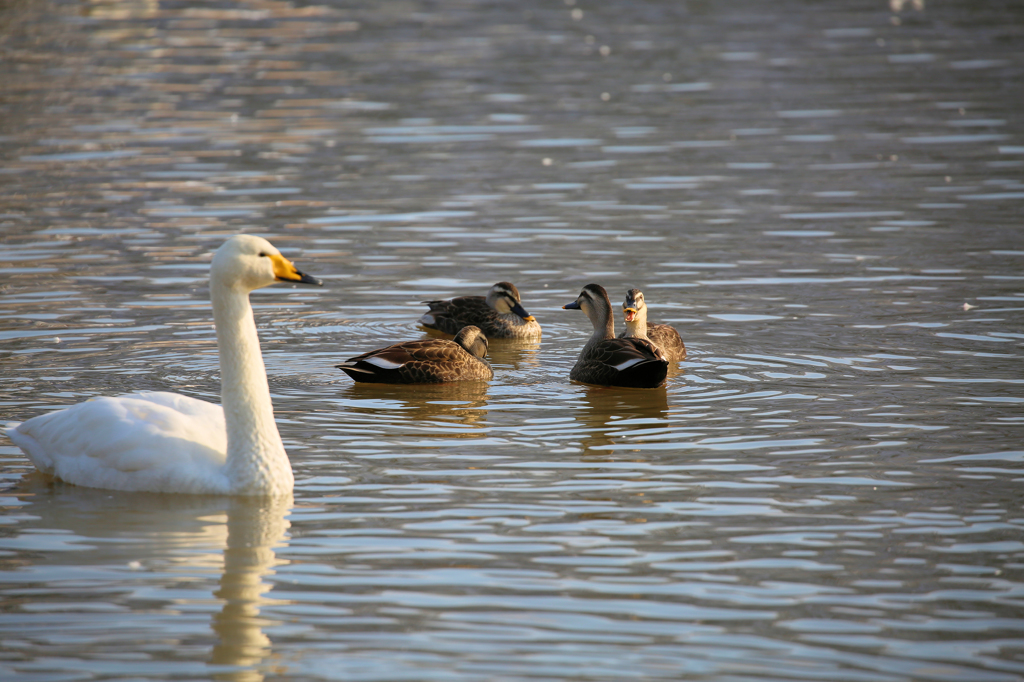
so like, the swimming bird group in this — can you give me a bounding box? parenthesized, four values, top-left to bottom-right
(340, 281, 684, 388)
(6, 235, 686, 497)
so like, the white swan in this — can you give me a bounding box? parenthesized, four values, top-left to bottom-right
(7, 235, 322, 496)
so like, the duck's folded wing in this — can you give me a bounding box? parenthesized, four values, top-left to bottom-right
(402, 340, 491, 381)
(649, 324, 685, 359)
(423, 295, 488, 311)
(420, 296, 492, 329)
(338, 343, 421, 372)
(341, 338, 463, 368)
(579, 339, 668, 388)
(338, 339, 487, 383)
(595, 338, 666, 368)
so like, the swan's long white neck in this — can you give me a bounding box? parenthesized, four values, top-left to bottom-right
(212, 281, 294, 496)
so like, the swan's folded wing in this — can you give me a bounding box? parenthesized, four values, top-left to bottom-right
(9, 391, 228, 492)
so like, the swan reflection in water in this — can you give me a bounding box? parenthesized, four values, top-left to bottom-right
(210, 496, 290, 681)
(9, 476, 291, 682)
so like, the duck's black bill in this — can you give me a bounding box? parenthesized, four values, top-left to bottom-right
(510, 301, 535, 320)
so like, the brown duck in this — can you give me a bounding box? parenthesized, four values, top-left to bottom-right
(419, 282, 541, 339)
(337, 326, 493, 384)
(619, 288, 686, 362)
(562, 284, 668, 388)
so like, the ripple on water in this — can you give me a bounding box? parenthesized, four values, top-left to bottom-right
(2, 0, 1024, 679)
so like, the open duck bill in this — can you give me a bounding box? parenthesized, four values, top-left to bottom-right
(623, 307, 638, 322)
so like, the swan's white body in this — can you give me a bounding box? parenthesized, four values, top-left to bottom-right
(7, 235, 320, 496)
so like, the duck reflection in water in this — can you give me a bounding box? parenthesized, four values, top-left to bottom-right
(11, 477, 290, 682)
(574, 384, 670, 454)
(337, 380, 491, 434)
(485, 336, 542, 372)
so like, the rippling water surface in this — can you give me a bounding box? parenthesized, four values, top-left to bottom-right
(2, 0, 1023, 680)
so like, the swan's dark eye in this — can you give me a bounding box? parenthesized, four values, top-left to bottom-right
(258, 251, 267, 257)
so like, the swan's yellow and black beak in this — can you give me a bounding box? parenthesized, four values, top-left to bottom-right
(271, 254, 323, 286)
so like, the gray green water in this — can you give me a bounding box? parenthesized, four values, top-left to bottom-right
(2, 0, 1023, 679)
